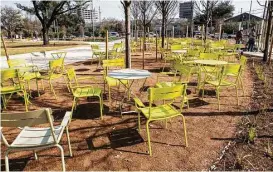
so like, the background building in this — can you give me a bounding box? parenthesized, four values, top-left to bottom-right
(78, 0, 100, 24)
(179, 1, 194, 19)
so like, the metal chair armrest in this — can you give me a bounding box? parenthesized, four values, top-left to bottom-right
(61, 111, 72, 127)
(133, 97, 145, 108)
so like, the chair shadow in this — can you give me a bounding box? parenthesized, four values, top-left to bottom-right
(198, 89, 216, 97)
(86, 127, 145, 155)
(75, 68, 90, 72)
(1, 157, 30, 171)
(72, 103, 110, 120)
(188, 98, 210, 108)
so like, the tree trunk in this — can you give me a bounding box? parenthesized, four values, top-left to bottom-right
(124, 1, 131, 68)
(42, 26, 49, 45)
(143, 25, 146, 69)
(263, 2, 272, 62)
(161, 16, 165, 49)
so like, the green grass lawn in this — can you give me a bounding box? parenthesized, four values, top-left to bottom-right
(1, 40, 89, 56)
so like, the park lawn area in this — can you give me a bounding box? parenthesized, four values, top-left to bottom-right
(1, 40, 89, 56)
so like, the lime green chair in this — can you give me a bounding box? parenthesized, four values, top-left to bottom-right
(170, 44, 182, 51)
(202, 64, 242, 110)
(102, 58, 129, 102)
(51, 52, 67, 59)
(91, 44, 105, 66)
(66, 68, 103, 119)
(134, 85, 188, 156)
(199, 53, 219, 60)
(7, 59, 42, 95)
(40, 57, 68, 99)
(109, 43, 123, 58)
(1, 68, 29, 111)
(1, 108, 72, 171)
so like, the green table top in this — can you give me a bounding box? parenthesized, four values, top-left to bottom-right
(194, 60, 228, 65)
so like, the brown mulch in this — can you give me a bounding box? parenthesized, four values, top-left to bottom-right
(1, 53, 255, 171)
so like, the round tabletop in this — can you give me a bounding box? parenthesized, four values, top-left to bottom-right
(94, 49, 106, 53)
(172, 50, 187, 53)
(194, 60, 228, 66)
(108, 69, 151, 80)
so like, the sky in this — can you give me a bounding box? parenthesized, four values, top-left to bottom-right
(0, 0, 267, 20)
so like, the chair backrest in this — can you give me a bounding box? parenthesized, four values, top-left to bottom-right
(51, 52, 67, 59)
(49, 57, 65, 74)
(66, 67, 78, 88)
(217, 64, 242, 85)
(199, 53, 219, 60)
(1, 68, 24, 89)
(148, 85, 183, 103)
(1, 108, 58, 146)
(171, 44, 182, 51)
(174, 63, 192, 83)
(7, 59, 27, 68)
(91, 44, 100, 50)
(112, 43, 123, 51)
(102, 58, 125, 76)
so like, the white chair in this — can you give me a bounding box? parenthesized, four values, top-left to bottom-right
(1, 108, 73, 172)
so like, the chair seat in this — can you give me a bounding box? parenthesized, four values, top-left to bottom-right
(73, 87, 101, 97)
(40, 73, 63, 80)
(139, 104, 180, 120)
(22, 72, 41, 81)
(11, 126, 63, 148)
(206, 79, 235, 86)
(1, 85, 22, 93)
(106, 76, 128, 87)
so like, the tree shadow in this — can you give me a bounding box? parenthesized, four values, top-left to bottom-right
(85, 127, 145, 155)
(1, 157, 30, 171)
(188, 98, 210, 108)
(75, 68, 90, 72)
(72, 103, 110, 120)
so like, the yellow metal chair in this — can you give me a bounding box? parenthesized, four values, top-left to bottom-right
(1, 68, 29, 111)
(7, 59, 42, 95)
(91, 44, 105, 66)
(201, 64, 242, 110)
(1, 108, 73, 171)
(102, 58, 129, 102)
(66, 68, 104, 119)
(134, 85, 188, 156)
(51, 52, 67, 59)
(109, 43, 123, 58)
(40, 57, 68, 99)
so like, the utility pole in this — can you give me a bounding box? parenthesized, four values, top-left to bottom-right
(248, 0, 253, 30)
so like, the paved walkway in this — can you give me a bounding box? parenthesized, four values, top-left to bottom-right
(0, 39, 124, 69)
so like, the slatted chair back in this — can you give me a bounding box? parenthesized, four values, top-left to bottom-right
(66, 67, 78, 88)
(148, 85, 183, 103)
(1, 108, 57, 146)
(7, 59, 27, 68)
(171, 44, 182, 51)
(218, 64, 242, 86)
(1, 68, 23, 88)
(199, 53, 219, 60)
(49, 57, 65, 74)
(51, 52, 67, 59)
(91, 44, 100, 50)
(102, 58, 125, 75)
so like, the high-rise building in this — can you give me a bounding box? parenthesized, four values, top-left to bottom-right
(78, 0, 99, 24)
(179, 1, 194, 19)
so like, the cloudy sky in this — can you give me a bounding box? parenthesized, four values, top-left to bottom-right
(1, 0, 266, 20)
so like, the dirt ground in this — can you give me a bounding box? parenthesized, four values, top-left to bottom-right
(1, 53, 255, 171)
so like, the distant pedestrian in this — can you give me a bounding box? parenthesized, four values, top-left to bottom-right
(235, 29, 243, 44)
(248, 28, 256, 52)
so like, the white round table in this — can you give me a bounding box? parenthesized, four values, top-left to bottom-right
(172, 50, 187, 54)
(108, 69, 151, 116)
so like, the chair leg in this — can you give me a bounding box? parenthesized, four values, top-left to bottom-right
(66, 127, 73, 157)
(108, 86, 111, 102)
(138, 111, 141, 131)
(71, 97, 77, 112)
(23, 91, 28, 112)
(99, 96, 103, 119)
(5, 149, 11, 172)
(33, 150, 38, 160)
(181, 114, 188, 147)
(239, 77, 245, 96)
(202, 83, 206, 99)
(56, 144, 66, 172)
(63, 76, 70, 93)
(146, 120, 152, 156)
(49, 80, 57, 99)
(216, 87, 220, 111)
(235, 85, 239, 106)
(36, 79, 40, 96)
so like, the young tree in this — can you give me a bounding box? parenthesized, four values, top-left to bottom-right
(121, 0, 131, 68)
(131, 1, 140, 41)
(195, 0, 219, 41)
(155, 1, 178, 49)
(16, 1, 88, 45)
(134, 1, 157, 68)
(0, 6, 23, 41)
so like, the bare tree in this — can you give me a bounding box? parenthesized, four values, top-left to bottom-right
(135, 1, 157, 68)
(1, 6, 23, 41)
(195, 0, 218, 41)
(17, 1, 89, 45)
(155, 0, 178, 50)
(121, 0, 131, 68)
(131, 1, 140, 41)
